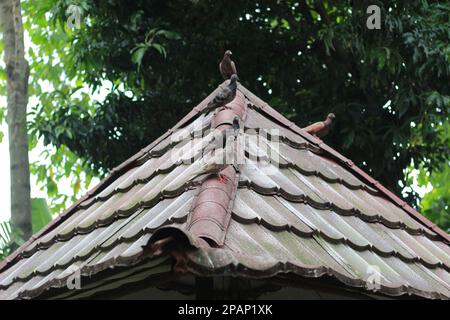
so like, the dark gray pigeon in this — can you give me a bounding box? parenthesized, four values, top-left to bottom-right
(232, 116, 240, 139)
(203, 74, 238, 113)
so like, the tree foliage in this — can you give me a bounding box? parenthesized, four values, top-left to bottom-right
(2, 0, 448, 228)
(0, 220, 23, 260)
(412, 162, 450, 232)
(0, 198, 51, 260)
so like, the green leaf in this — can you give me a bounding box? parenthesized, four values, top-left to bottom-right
(270, 19, 278, 29)
(155, 30, 180, 40)
(150, 43, 167, 58)
(281, 18, 290, 29)
(31, 198, 52, 234)
(131, 47, 147, 69)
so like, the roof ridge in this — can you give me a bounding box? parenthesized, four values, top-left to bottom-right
(186, 90, 248, 246)
(237, 84, 450, 243)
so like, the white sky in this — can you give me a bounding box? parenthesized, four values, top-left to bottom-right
(0, 121, 48, 222)
(0, 121, 11, 222)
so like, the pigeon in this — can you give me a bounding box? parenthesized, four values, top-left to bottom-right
(303, 113, 336, 138)
(203, 74, 238, 113)
(219, 50, 237, 80)
(232, 116, 240, 139)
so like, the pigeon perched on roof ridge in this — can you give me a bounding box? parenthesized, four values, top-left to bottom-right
(232, 116, 240, 139)
(219, 50, 237, 80)
(203, 74, 238, 113)
(303, 113, 336, 138)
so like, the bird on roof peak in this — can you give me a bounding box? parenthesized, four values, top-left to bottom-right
(220, 50, 237, 80)
(324, 113, 335, 124)
(229, 73, 239, 83)
(232, 115, 242, 138)
(303, 113, 336, 138)
(203, 74, 238, 113)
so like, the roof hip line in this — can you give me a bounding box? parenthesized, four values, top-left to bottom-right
(186, 90, 248, 247)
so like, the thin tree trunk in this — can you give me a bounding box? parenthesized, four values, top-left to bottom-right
(0, 0, 31, 241)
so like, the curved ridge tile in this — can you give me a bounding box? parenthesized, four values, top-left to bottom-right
(185, 89, 247, 247)
(187, 166, 238, 246)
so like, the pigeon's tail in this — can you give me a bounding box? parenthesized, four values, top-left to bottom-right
(204, 98, 219, 113)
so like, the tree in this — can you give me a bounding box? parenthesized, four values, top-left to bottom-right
(0, 0, 31, 241)
(0, 198, 52, 260)
(9, 0, 449, 230)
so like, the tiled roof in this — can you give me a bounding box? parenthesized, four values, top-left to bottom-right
(0, 81, 449, 299)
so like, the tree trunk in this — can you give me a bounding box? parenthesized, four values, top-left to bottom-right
(0, 0, 31, 241)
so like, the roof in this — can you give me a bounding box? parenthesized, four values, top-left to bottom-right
(0, 81, 449, 300)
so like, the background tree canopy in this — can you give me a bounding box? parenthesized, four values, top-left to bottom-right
(4, 0, 448, 230)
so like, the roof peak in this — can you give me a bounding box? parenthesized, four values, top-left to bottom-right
(1, 73, 449, 300)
